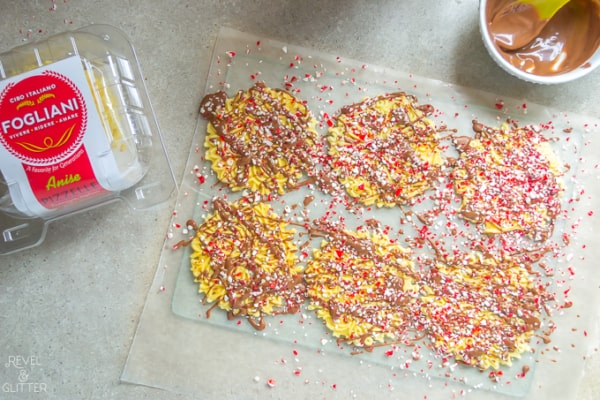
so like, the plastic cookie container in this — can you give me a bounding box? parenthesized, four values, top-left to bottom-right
(0, 24, 175, 254)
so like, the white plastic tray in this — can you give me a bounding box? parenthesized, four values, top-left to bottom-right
(0, 25, 176, 254)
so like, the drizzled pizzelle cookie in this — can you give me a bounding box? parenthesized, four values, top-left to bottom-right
(199, 82, 321, 196)
(419, 251, 545, 370)
(187, 80, 568, 378)
(452, 120, 565, 241)
(326, 92, 445, 207)
(304, 223, 420, 350)
(189, 197, 305, 330)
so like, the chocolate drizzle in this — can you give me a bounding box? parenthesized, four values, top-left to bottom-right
(452, 120, 564, 241)
(304, 220, 421, 350)
(418, 252, 548, 370)
(327, 92, 445, 207)
(199, 82, 331, 195)
(189, 198, 305, 330)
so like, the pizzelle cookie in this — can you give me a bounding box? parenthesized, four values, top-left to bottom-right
(419, 252, 544, 370)
(199, 82, 321, 196)
(189, 197, 305, 330)
(326, 92, 445, 207)
(305, 224, 420, 350)
(452, 120, 565, 241)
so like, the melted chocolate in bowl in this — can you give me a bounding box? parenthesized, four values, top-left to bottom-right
(481, 0, 600, 82)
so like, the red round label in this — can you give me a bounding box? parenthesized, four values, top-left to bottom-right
(0, 70, 87, 166)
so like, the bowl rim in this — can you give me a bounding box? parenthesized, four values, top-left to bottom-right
(479, 0, 600, 84)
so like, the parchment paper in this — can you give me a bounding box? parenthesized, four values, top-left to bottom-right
(121, 27, 600, 400)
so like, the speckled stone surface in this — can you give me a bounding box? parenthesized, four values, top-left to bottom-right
(0, 1, 598, 399)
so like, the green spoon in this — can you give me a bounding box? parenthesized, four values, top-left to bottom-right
(491, 0, 571, 50)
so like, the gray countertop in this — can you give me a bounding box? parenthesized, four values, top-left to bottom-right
(0, 1, 598, 399)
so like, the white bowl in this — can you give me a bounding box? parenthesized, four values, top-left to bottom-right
(479, 0, 600, 84)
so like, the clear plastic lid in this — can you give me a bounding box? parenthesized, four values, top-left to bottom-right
(0, 24, 175, 254)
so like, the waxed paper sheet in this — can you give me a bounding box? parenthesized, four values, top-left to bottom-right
(121, 26, 600, 400)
